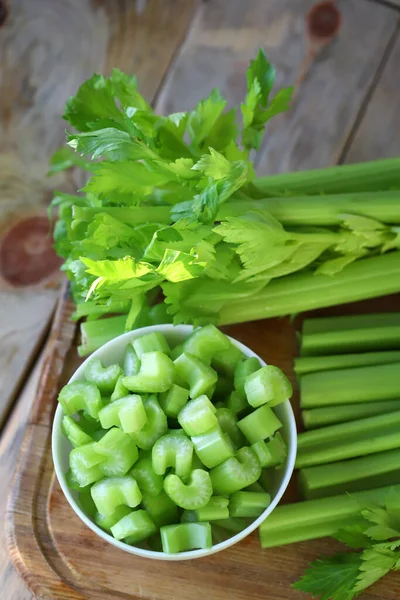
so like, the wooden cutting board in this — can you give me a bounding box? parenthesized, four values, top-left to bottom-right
(6, 285, 400, 600)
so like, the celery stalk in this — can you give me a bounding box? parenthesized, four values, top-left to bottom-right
(259, 484, 400, 548)
(78, 315, 127, 356)
(218, 252, 400, 325)
(295, 350, 400, 375)
(300, 362, 400, 408)
(302, 399, 400, 429)
(299, 448, 400, 500)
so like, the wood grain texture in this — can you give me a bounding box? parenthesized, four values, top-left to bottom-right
(6, 291, 400, 600)
(156, 0, 398, 174)
(343, 26, 400, 163)
(0, 0, 197, 431)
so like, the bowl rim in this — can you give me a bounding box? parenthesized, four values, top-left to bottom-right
(52, 323, 297, 561)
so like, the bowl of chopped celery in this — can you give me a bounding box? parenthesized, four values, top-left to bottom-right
(52, 324, 296, 560)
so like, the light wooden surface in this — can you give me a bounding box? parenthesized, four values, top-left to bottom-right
(2, 0, 400, 598)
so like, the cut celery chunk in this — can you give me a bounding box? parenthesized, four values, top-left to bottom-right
(160, 522, 212, 553)
(234, 357, 261, 399)
(183, 325, 230, 365)
(111, 509, 156, 542)
(123, 344, 140, 376)
(170, 343, 184, 361)
(178, 395, 217, 436)
(91, 476, 142, 515)
(69, 443, 105, 487)
(123, 351, 175, 393)
(245, 365, 292, 408)
(174, 353, 218, 399)
(111, 375, 130, 402)
(164, 469, 213, 510)
(216, 407, 246, 448)
(78, 491, 97, 518)
(130, 454, 163, 496)
(58, 381, 102, 419)
(133, 332, 170, 358)
(226, 390, 249, 415)
(141, 490, 179, 528)
(238, 405, 282, 444)
(252, 432, 287, 468)
(182, 497, 229, 522)
(98, 394, 147, 433)
(95, 505, 132, 531)
(229, 491, 271, 517)
(212, 343, 243, 377)
(131, 396, 168, 450)
(84, 358, 122, 395)
(191, 425, 235, 468)
(210, 447, 261, 495)
(95, 428, 139, 476)
(159, 384, 189, 418)
(152, 433, 194, 478)
(61, 416, 92, 448)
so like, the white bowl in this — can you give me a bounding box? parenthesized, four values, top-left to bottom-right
(52, 324, 297, 560)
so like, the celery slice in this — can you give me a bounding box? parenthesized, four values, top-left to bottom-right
(111, 375, 130, 402)
(130, 454, 163, 497)
(58, 381, 102, 419)
(95, 428, 139, 476)
(294, 350, 400, 375)
(245, 365, 292, 408)
(226, 390, 249, 415)
(234, 357, 261, 399)
(182, 325, 230, 365)
(191, 425, 235, 468)
(111, 509, 157, 542)
(174, 352, 218, 399)
(78, 491, 97, 518)
(164, 469, 213, 510)
(159, 384, 189, 418)
(98, 394, 147, 433)
(212, 343, 244, 377)
(123, 344, 140, 376)
(212, 376, 233, 402)
(229, 491, 270, 517)
(302, 399, 400, 429)
(237, 405, 282, 444)
(152, 433, 194, 478)
(61, 416, 92, 448)
(215, 407, 246, 448)
(95, 505, 132, 531)
(69, 443, 105, 487)
(212, 517, 251, 532)
(160, 522, 212, 553)
(141, 490, 179, 528)
(170, 343, 184, 361)
(133, 332, 170, 358)
(178, 395, 217, 436)
(84, 358, 122, 395)
(123, 351, 175, 394)
(182, 497, 229, 522)
(210, 447, 261, 495)
(251, 432, 287, 468)
(131, 396, 168, 450)
(91, 476, 142, 515)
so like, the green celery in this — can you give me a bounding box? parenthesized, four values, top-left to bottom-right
(226, 390, 249, 415)
(111, 509, 157, 542)
(69, 443, 105, 487)
(95, 428, 139, 476)
(111, 375, 130, 401)
(131, 396, 168, 450)
(299, 448, 400, 500)
(212, 376, 233, 402)
(132, 331, 170, 358)
(123, 344, 140, 376)
(212, 517, 251, 533)
(245, 481, 267, 493)
(123, 351, 175, 394)
(259, 484, 400, 548)
(210, 447, 261, 495)
(78, 315, 127, 357)
(159, 384, 189, 418)
(141, 490, 179, 528)
(211, 343, 244, 378)
(234, 357, 261, 399)
(245, 365, 292, 408)
(84, 358, 122, 395)
(95, 505, 132, 531)
(182, 325, 230, 365)
(182, 497, 229, 522)
(78, 491, 97, 518)
(300, 362, 400, 408)
(160, 522, 212, 554)
(164, 469, 213, 510)
(98, 394, 147, 433)
(302, 399, 400, 429)
(61, 416, 92, 448)
(229, 491, 270, 517)
(174, 353, 218, 399)
(191, 425, 235, 468)
(215, 407, 246, 448)
(296, 410, 400, 468)
(91, 476, 142, 515)
(152, 433, 194, 478)
(238, 405, 282, 444)
(130, 454, 163, 496)
(170, 343, 184, 361)
(58, 381, 102, 419)
(257, 469, 272, 492)
(251, 432, 287, 468)
(294, 350, 400, 375)
(178, 395, 217, 436)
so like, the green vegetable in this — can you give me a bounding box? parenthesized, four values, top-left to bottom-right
(211, 344, 244, 378)
(61, 416, 92, 448)
(95, 505, 132, 532)
(159, 384, 189, 417)
(226, 390, 249, 415)
(164, 469, 213, 510)
(294, 350, 400, 375)
(299, 448, 400, 500)
(300, 361, 400, 408)
(174, 353, 218, 399)
(58, 381, 102, 419)
(130, 453, 163, 496)
(177, 394, 217, 436)
(90, 476, 142, 515)
(95, 427, 139, 476)
(110, 375, 130, 401)
(215, 407, 246, 448)
(160, 522, 212, 553)
(182, 324, 230, 364)
(182, 497, 229, 522)
(132, 331, 170, 358)
(229, 491, 270, 517)
(234, 357, 261, 399)
(296, 410, 400, 468)
(84, 358, 122, 395)
(123, 344, 140, 376)
(122, 351, 175, 394)
(302, 399, 400, 429)
(237, 405, 282, 444)
(141, 490, 179, 528)
(98, 394, 147, 433)
(191, 425, 235, 468)
(210, 446, 261, 495)
(111, 509, 157, 542)
(130, 396, 168, 450)
(244, 365, 292, 408)
(152, 432, 193, 478)
(78, 316, 127, 357)
(251, 432, 287, 468)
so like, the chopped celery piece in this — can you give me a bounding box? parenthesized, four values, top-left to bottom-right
(245, 365, 292, 408)
(174, 353, 218, 399)
(164, 469, 212, 510)
(98, 394, 147, 433)
(258, 469, 272, 492)
(302, 399, 400, 429)
(111, 375, 130, 402)
(91, 429, 107, 442)
(123, 351, 175, 394)
(212, 376, 233, 401)
(212, 517, 251, 532)
(130, 454, 163, 496)
(78, 491, 97, 518)
(300, 362, 400, 408)
(191, 425, 235, 468)
(123, 344, 140, 376)
(131, 396, 168, 450)
(251, 432, 287, 468)
(229, 491, 271, 517)
(178, 394, 217, 436)
(299, 448, 400, 500)
(91, 476, 142, 515)
(66, 468, 90, 491)
(182, 497, 229, 522)
(226, 390, 248, 415)
(84, 358, 122, 395)
(259, 485, 400, 548)
(159, 384, 189, 418)
(237, 405, 282, 444)
(182, 325, 230, 365)
(58, 381, 102, 419)
(141, 490, 179, 528)
(61, 416, 92, 448)
(170, 343, 184, 361)
(152, 433, 194, 478)
(69, 443, 105, 487)
(160, 522, 212, 553)
(95, 428, 139, 476)
(234, 357, 261, 399)
(95, 505, 132, 531)
(78, 412, 100, 434)
(210, 446, 261, 495)
(212, 343, 243, 377)
(294, 350, 400, 375)
(216, 407, 246, 448)
(133, 332, 170, 358)
(111, 509, 157, 542)
(245, 481, 266, 493)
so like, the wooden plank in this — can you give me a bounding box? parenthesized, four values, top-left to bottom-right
(0, 0, 198, 422)
(342, 28, 400, 163)
(156, 0, 397, 174)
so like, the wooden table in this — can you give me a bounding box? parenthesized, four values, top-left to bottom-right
(1, 0, 400, 598)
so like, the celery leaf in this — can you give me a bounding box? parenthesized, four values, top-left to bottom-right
(292, 553, 361, 600)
